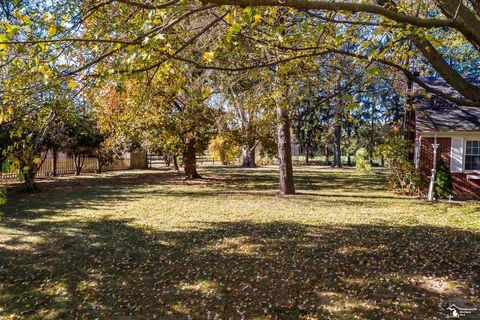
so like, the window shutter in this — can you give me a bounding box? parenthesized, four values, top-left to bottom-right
(450, 138, 464, 173)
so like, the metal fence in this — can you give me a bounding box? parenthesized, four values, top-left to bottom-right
(1, 157, 131, 180)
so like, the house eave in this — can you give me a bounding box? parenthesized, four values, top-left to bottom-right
(417, 131, 480, 138)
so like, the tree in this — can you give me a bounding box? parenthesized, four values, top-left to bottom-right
(292, 99, 323, 164)
(63, 115, 104, 176)
(91, 67, 219, 179)
(209, 134, 238, 165)
(214, 70, 276, 168)
(201, 0, 480, 105)
(44, 117, 69, 177)
(96, 137, 123, 174)
(377, 134, 424, 193)
(2, 0, 478, 195)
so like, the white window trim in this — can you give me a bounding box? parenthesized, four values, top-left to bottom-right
(463, 139, 480, 173)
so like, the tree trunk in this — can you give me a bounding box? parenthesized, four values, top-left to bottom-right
(52, 148, 58, 177)
(276, 105, 295, 195)
(346, 127, 352, 166)
(20, 162, 37, 191)
(173, 155, 180, 172)
(74, 154, 83, 176)
(370, 100, 375, 165)
(164, 155, 172, 167)
(220, 151, 227, 165)
(305, 149, 309, 165)
(241, 152, 251, 167)
(325, 145, 331, 166)
(249, 146, 256, 168)
(241, 144, 256, 168)
(183, 140, 201, 179)
(333, 122, 342, 167)
(23, 172, 37, 191)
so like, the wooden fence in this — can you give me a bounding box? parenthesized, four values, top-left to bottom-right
(147, 154, 240, 168)
(1, 157, 131, 180)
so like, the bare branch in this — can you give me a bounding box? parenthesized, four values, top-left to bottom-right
(115, 0, 177, 10)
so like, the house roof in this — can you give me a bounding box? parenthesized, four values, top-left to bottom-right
(415, 77, 480, 132)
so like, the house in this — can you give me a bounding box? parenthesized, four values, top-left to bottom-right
(414, 78, 480, 199)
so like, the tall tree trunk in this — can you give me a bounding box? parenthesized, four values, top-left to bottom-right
(241, 143, 256, 168)
(220, 150, 227, 165)
(52, 148, 58, 177)
(325, 145, 331, 166)
(74, 154, 83, 176)
(183, 139, 201, 179)
(305, 149, 309, 164)
(346, 127, 352, 166)
(276, 105, 295, 195)
(333, 123, 342, 167)
(241, 146, 251, 167)
(332, 96, 343, 167)
(173, 154, 180, 172)
(370, 99, 375, 165)
(249, 146, 256, 168)
(404, 76, 416, 161)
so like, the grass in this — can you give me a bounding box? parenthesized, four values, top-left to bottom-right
(0, 166, 479, 319)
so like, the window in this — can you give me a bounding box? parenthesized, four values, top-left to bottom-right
(465, 141, 480, 171)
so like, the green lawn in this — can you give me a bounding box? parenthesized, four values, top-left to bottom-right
(1, 166, 479, 319)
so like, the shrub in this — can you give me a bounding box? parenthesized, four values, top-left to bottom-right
(257, 156, 276, 166)
(0, 186, 6, 205)
(208, 135, 238, 165)
(355, 148, 372, 175)
(435, 158, 453, 199)
(377, 136, 425, 194)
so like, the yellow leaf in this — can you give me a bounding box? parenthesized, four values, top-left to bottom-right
(203, 51, 215, 62)
(67, 79, 77, 89)
(48, 24, 57, 36)
(254, 14, 262, 23)
(225, 14, 234, 24)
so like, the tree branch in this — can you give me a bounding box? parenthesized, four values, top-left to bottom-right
(204, 0, 480, 46)
(115, 0, 177, 10)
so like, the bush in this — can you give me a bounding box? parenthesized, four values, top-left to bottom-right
(0, 186, 6, 205)
(208, 135, 238, 165)
(355, 148, 372, 175)
(435, 158, 453, 199)
(377, 136, 425, 194)
(257, 156, 276, 166)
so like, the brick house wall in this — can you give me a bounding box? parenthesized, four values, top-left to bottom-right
(419, 137, 480, 198)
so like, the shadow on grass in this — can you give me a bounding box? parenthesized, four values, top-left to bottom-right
(1, 168, 478, 318)
(1, 217, 479, 319)
(204, 166, 389, 193)
(2, 168, 394, 216)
